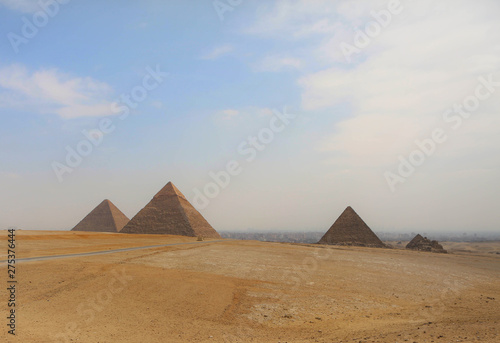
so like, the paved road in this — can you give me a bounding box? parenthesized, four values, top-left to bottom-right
(0, 239, 227, 264)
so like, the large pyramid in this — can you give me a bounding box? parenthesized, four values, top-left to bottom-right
(120, 182, 221, 238)
(71, 199, 130, 233)
(318, 206, 386, 248)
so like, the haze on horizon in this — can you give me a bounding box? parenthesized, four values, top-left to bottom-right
(0, 0, 499, 234)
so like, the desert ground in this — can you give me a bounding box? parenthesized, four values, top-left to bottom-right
(1, 231, 499, 343)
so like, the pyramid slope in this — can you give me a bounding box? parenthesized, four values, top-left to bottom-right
(318, 206, 385, 248)
(120, 182, 220, 238)
(406, 234, 426, 248)
(71, 199, 130, 233)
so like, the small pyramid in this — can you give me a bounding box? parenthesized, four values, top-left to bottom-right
(120, 182, 221, 238)
(406, 234, 447, 253)
(71, 199, 130, 233)
(406, 234, 426, 248)
(318, 206, 385, 248)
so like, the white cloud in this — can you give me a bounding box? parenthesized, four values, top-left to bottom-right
(306, 2, 500, 166)
(247, 0, 338, 39)
(245, 1, 386, 72)
(56, 103, 115, 119)
(254, 56, 302, 72)
(215, 107, 276, 121)
(0, 64, 116, 119)
(257, 108, 274, 117)
(248, 0, 500, 170)
(0, 0, 41, 13)
(200, 45, 233, 60)
(219, 109, 239, 120)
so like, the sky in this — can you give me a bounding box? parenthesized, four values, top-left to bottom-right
(0, 0, 499, 233)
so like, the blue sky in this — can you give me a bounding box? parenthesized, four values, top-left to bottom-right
(1, 0, 499, 232)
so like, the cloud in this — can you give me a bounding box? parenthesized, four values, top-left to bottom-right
(0, 64, 116, 119)
(305, 1, 500, 166)
(56, 103, 115, 118)
(254, 56, 302, 72)
(0, 0, 41, 13)
(248, 0, 500, 171)
(215, 107, 276, 121)
(245, 1, 386, 72)
(200, 45, 233, 60)
(219, 109, 239, 120)
(246, 0, 339, 39)
(257, 108, 274, 117)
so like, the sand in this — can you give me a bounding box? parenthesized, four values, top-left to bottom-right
(1, 231, 499, 342)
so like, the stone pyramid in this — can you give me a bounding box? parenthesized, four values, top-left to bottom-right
(71, 199, 130, 233)
(120, 182, 221, 238)
(406, 234, 447, 253)
(318, 206, 386, 248)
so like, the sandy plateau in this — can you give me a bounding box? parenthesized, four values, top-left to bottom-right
(1, 231, 499, 343)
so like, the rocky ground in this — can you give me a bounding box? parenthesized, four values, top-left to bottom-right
(1, 231, 499, 342)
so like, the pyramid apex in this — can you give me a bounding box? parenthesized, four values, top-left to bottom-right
(100, 199, 115, 209)
(153, 181, 186, 199)
(342, 206, 357, 215)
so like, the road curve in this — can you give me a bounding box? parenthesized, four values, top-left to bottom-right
(0, 239, 228, 264)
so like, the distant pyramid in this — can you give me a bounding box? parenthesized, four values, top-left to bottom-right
(120, 182, 221, 238)
(71, 199, 130, 233)
(406, 234, 447, 253)
(318, 206, 385, 248)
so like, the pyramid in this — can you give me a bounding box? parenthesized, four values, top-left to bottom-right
(318, 206, 386, 248)
(71, 199, 130, 233)
(406, 234, 447, 253)
(120, 182, 221, 238)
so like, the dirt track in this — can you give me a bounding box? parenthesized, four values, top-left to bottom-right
(1, 231, 499, 342)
